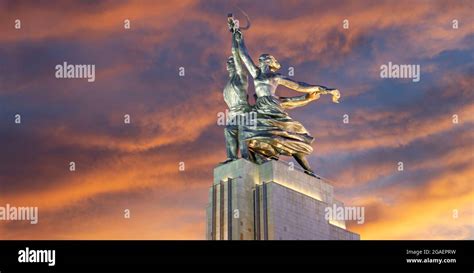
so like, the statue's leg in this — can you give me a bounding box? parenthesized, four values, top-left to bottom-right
(224, 125, 239, 160)
(238, 125, 250, 160)
(293, 153, 318, 178)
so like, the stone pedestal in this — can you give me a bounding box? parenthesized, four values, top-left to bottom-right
(206, 159, 360, 240)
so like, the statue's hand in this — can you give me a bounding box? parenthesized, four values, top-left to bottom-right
(306, 92, 320, 101)
(329, 89, 340, 103)
(228, 17, 241, 33)
(227, 18, 235, 32)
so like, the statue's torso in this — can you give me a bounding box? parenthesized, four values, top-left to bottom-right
(254, 72, 278, 97)
(223, 75, 249, 113)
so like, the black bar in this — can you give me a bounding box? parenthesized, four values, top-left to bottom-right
(0, 240, 471, 273)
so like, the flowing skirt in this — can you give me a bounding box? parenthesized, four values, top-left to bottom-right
(244, 96, 314, 158)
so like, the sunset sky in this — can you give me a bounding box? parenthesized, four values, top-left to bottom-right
(0, 0, 472, 240)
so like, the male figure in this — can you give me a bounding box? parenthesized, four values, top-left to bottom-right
(220, 29, 252, 164)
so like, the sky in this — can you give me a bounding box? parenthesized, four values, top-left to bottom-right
(0, 0, 472, 240)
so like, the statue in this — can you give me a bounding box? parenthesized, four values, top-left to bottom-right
(223, 12, 340, 177)
(219, 15, 252, 164)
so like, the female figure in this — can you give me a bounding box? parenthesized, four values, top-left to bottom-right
(233, 30, 340, 177)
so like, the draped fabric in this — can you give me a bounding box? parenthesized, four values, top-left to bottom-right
(244, 95, 314, 158)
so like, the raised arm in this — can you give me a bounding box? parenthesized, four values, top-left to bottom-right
(234, 31, 259, 78)
(231, 32, 247, 82)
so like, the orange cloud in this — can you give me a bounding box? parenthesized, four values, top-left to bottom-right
(1, 0, 472, 241)
(311, 101, 474, 156)
(346, 159, 474, 239)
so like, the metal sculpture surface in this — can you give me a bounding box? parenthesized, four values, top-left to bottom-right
(223, 12, 340, 177)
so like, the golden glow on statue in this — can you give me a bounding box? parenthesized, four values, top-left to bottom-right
(222, 13, 340, 178)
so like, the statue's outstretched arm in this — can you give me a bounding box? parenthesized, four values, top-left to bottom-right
(235, 31, 259, 78)
(277, 75, 340, 103)
(279, 93, 321, 109)
(277, 75, 330, 93)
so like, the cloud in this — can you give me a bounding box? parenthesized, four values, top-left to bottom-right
(0, 0, 473, 240)
(346, 163, 474, 239)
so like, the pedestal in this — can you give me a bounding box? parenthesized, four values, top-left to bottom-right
(206, 159, 360, 240)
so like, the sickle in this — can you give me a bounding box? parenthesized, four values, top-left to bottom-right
(236, 6, 251, 30)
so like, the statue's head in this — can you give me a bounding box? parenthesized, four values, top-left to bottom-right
(258, 54, 281, 72)
(226, 56, 236, 73)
